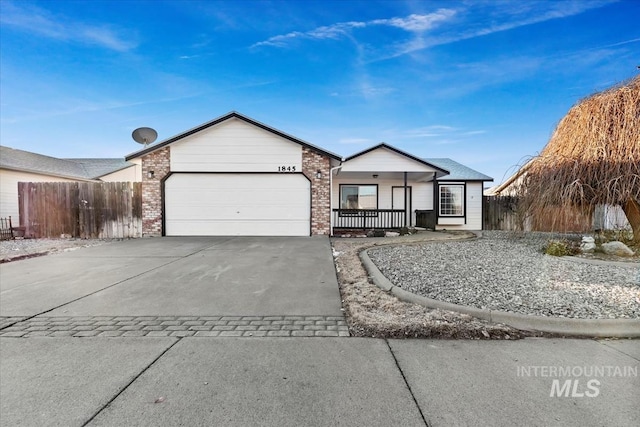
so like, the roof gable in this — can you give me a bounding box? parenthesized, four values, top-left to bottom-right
(342, 143, 449, 175)
(125, 111, 341, 161)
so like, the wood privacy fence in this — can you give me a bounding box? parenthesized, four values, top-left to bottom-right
(483, 196, 599, 232)
(18, 182, 142, 239)
(483, 196, 521, 231)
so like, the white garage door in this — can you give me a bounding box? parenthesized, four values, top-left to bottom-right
(164, 173, 310, 236)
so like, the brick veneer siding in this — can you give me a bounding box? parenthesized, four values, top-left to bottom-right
(302, 147, 332, 235)
(141, 147, 170, 236)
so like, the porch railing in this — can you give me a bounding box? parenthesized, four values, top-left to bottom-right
(332, 209, 406, 229)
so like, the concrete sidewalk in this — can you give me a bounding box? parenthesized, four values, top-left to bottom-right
(1, 337, 638, 426)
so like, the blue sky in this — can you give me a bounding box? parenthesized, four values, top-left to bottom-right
(1, 0, 638, 184)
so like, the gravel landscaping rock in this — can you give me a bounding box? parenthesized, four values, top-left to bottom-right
(332, 232, 531, 339)
(1, 238, 111, 262)
(367, 232, 639, 320)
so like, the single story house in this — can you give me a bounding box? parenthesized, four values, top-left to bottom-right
(125, 111, 493, 237)
(0, 145, 141, 221)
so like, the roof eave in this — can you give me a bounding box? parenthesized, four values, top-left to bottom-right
(0, 165, 97, 182)
(125, 111, 342, 161)
(91, 163, 136, 179)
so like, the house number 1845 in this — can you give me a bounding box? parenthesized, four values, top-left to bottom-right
(278, 166, 296, 172)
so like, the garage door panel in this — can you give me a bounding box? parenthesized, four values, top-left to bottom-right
(168, 205, 309, 221)
(165, 174, 310, 236)
(169, 189, 306, 205)
(166, 219, 309, 236)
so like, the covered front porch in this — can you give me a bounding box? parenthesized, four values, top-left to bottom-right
(330, 169, 443, 232)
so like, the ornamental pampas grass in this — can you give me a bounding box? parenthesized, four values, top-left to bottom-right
(517, 75, 640, 242)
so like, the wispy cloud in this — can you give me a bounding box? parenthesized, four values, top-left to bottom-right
(251, 9, 456, 48)
(252, 1, 614, 62)
(381, 125, 486, 143)
(403, 125, 457, 138)
(0, 1, 137, 52)
(376, 0, 616, 60)
(0, 93, 200, 125)
(370, 10, 458, 32)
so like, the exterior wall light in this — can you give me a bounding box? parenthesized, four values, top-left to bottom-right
(316, 170, 322, 179)
(373, 174, 379, 178)
(147, 170, 155, 179)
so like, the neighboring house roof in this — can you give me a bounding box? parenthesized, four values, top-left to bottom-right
(125, 111, 342, 161)
(488, 158, 533, 194)
(344, 143, 450, 177)
(64, 158, 133, 178)
(426, 158, 493, 182)
(0, 146, 132, 180)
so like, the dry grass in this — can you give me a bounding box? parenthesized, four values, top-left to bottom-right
(331, 234, 531, 339)
(515, 76, 640, 239)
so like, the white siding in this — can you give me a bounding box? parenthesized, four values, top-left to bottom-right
(594, 204, 630, 229)
(99, 164, 140, 182)
(332, 177, 433, 226)
(170, 118, 302, 172)
(341, 148, 439, 173)
(436, 182, 483, 230)
(165, 173, 310, 236)
(0, 169, 78, 221)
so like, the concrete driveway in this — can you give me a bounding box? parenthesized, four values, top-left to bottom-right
(0, 236, 343, 317)
(1, 237, 638, 426)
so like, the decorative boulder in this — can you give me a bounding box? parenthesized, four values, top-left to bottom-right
(601, 241, 635, 257)
(580, 236, 596, 253)
(385, 231, 400, 237)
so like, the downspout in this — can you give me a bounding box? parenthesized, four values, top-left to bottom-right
(329, 163, 343, 236)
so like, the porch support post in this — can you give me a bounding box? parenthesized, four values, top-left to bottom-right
(329, 165, 342, 236)
(404, 171, 408, 227)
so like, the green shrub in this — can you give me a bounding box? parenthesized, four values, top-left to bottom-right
(594, 229, 634, 246)
(543, 239, 580, 257)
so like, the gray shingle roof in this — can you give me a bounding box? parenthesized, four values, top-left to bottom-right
(0, 146, 132, 180)
(425, 158, 493, 181)
(64, 158, 133, 178)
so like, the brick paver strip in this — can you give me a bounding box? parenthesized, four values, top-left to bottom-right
(219, 331, 244, 337)
(170, 331, 196, 337)
(194, 331, 221, 337)
(0, 315, 351, 338)
(145, 331, 172, 337)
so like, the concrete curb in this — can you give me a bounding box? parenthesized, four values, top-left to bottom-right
(360, 249, 640, 338)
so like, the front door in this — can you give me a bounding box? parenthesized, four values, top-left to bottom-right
(392, 186, 412, 227)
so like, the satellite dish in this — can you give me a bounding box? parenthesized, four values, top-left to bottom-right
(132, 127, 158, 147)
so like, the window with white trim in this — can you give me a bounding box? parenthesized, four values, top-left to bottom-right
(340, 185, 377, 210)
(439, 184, 464, 216)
